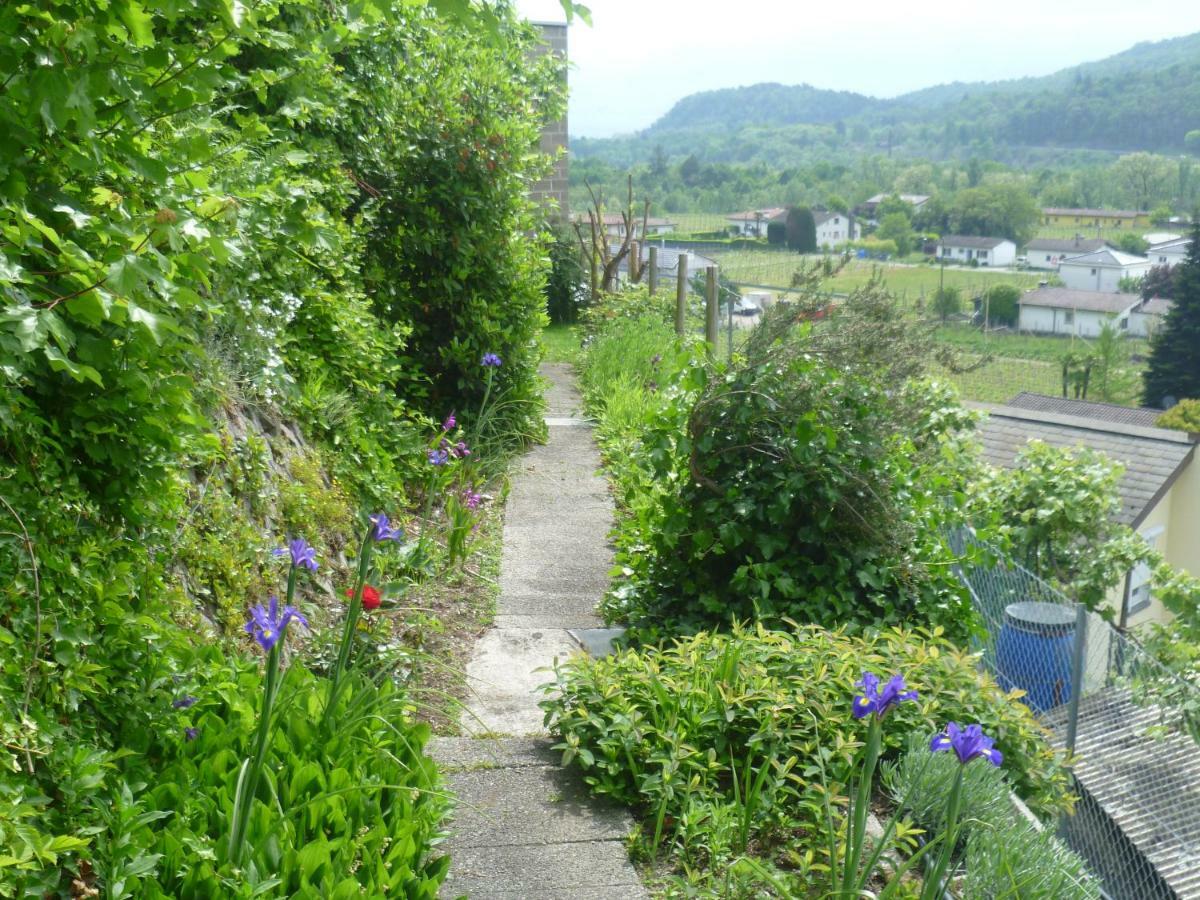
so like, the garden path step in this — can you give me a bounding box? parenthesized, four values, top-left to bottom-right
(432, 364, 646, 899)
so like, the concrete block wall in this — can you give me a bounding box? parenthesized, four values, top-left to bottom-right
(528, 23, 568, 221)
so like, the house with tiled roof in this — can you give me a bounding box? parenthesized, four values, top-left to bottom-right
(813, 210, 859, 248)
(971, 398, 1200, 624)
(1042, 207, 1151, 229)
(1147, 235, 1191, 267)
(1024, 236, 1109, 270)
(936, 235, 1017, 267)
(1058, 247, 1151, 292)
(1017, 287, 1141, 337)
(725, 208, 787, 237)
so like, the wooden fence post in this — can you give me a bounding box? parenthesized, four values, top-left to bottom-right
(675, 253, 688, 336)
(629, 240, 640, 284)
(705, 266, 719, 350)
(648, 246, 658, 296)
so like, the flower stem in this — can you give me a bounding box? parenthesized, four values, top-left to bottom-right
(920, 765, 964, 900)
(843, 715, 881, 890)
(229, 640, 281, 864)
(322, 529, 374, 730)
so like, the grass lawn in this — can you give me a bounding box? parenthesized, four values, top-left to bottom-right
(541, 323, 584, 364)
(933, 324, 1150, 364)
(709, 249, 1040, 299)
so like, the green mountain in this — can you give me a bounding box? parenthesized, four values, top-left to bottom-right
(575, 32, 1200, 167)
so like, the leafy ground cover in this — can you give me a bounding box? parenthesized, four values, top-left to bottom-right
(541, 624, 1075, 896)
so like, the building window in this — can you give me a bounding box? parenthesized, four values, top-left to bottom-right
(979, 250, 988, 259)
(1090, 268, 1097, 275)
(1127, 526, 1165, 615)
(1120, 318, 1129, 330)
(1045, 254, 1053, 262)
(1064, 310, 1074, 325)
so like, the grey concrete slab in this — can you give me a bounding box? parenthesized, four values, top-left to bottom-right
(440, 842, 646, 898)
(493, 613, 604, 631)
(443, 766, 630, 847)
(568, 627, 627, 658)
(429, 737, 560, 771)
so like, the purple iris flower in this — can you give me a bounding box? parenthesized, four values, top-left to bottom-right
(451, 441, 470, 459)
(172, 695, 198, 710)
(274, 537, 318, 572)
(481, 353, 502, 368)
(370, 513, 403, 543)
(463, 489, 482, 510)
(244, 596, 309, 652)
(428, 448, 450, 465)
(185, 727, 199, 742)
(442, 412, 456, 431)
(930, 722, 1004, 767)
(852, 671, 918, 719)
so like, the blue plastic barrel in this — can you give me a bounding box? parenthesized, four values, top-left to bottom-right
(995, 602, 1076, 713)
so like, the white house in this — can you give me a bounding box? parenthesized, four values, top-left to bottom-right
(1057, 248, 1151, 292)
(1023, 236, 1108, 270)
(1146, 236, 1191, 268)
(726, 208, 787, 237)
(814, 210, 860, 248)
(1017, 287, 1140, 337)
(936, 236, 1016, 267)
(1128, 297, 1173, 339)
(578, 213, 676, 240)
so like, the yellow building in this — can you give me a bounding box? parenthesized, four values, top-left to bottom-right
(1042, 207, 1152, 229)
(973, 393, 1199, 627)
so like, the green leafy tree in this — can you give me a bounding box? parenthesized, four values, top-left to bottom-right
(932, 286, 962, 322)
(1114, 232, 1149, 254)
(877, 193, 915, 220)
(786, 206, 818, 253)
(825, 194, 850, 214)
(1113, 152, 1174, 211)
(1091, 320, 1137, 403)
(1143, 222, 1200, 407)
(983, 284, 1020, 327)
(1187, 130, 1200, 156)
(877, 212, 915, 256)
(545, 224, 587, 324)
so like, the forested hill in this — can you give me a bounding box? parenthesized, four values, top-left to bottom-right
(576, 32, 1200, 167)
(646, 83, 878, 133)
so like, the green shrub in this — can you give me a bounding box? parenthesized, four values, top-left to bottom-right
(1157, 397, 1200, 432)
(598, 311, 977, 639)
(962, 821, 1100, 899)
(883, 734, 1013, 841)
(884, 734, 1100, 900)
(985, 284, 1021, 327)
(541, 623, 1075, 851)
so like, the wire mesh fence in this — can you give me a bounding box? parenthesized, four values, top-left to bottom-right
(951, 528, 1200, 899)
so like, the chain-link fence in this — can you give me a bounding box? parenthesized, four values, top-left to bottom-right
(951, 529, 1200, 899)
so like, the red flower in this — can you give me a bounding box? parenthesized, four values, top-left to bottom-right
(345, 584, 382, 611)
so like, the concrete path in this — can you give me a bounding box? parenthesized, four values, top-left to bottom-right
(430, 364, 647, 900)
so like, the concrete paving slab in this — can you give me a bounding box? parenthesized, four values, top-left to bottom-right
(440, 842, 646, 897)
(568, 627, 627, 658)
(429, 736, 559, 771)
(443, 766, 630, 847)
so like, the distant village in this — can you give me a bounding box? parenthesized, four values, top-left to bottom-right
(575, 197, 1187, 340)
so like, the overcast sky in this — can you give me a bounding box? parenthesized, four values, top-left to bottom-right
(516, 0, 1200, 138)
